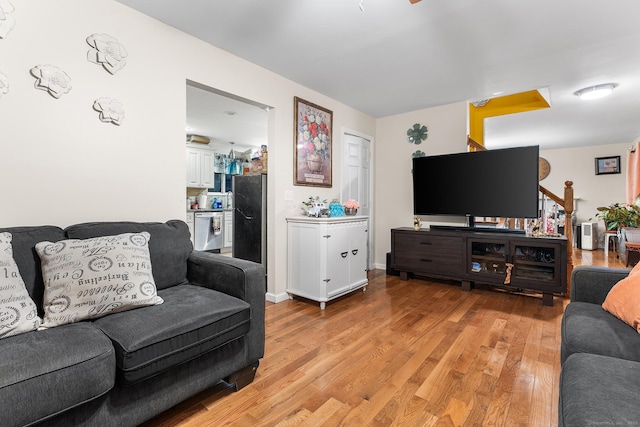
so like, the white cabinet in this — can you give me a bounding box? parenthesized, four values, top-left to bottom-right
(186, 211, 195, 246)
(223, 210, 233, 251)
(186, 147, 214, 188)
(286, 216, 368, 309)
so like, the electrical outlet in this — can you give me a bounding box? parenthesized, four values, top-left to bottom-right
(284, 190, 293, 201)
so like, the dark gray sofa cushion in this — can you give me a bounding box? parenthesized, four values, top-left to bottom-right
(0, 322, 115, 427)
(559, 353, 640, 427)
(64, 220, 192, 290)
(0, 226, 65, 312)
(561, 301, 640, 364)
(570, 266, 630, 304)
(94, 284, 251, 385)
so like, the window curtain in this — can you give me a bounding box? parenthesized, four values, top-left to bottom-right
(627, 140, 640, 204)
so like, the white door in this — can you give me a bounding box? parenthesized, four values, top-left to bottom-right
(342, 133, 371, 217)
(342, 132, 372, 270)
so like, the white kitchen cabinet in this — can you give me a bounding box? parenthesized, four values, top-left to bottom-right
(223, 210, 233, 251)
(286, 216, 368, 309)
(185, 211, 195, 246)
(186, 147, 214, 188)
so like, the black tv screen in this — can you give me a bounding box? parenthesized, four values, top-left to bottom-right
(412, 145, 539, 220)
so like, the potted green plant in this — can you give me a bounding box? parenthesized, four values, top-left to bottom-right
(594, 203, 640, 243)
(594, 203, 638, 230)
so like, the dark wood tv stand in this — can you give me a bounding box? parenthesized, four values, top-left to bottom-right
(390, 227, 567, 306)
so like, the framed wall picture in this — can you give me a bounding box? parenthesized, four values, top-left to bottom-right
(595, 156, 621, 175)
(294, 97, 332, 187)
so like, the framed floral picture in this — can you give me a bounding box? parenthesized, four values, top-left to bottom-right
(294, 97, 332, 187)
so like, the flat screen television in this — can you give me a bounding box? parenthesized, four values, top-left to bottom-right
(412, 145, 539, 229)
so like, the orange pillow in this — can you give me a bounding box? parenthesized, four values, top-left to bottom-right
(602, 262, 640, 332)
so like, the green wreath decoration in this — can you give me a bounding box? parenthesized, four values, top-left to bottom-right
(407, 123, 428, 144)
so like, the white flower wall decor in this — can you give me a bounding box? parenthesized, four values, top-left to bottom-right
(30, 65, 72, 99)
(0, 0, 15, 39)
(0, 71, 8, 98)
(93, 97, 124, 125)
(86, 33, 128, 74)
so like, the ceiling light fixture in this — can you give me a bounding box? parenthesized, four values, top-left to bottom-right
(574, 83, 618, 100)
(471, 99, 490, 108)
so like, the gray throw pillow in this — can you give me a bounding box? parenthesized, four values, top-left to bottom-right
(35, 231, 163, 328)
(0, 232, 42, 337)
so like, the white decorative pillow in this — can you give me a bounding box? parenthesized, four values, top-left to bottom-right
(0, 232, 42, 337)
(35, 232, 163, 328)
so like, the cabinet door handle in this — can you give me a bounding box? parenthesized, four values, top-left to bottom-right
(420, 241, 433, 245)
(323, 235, 331, 239)
(341, 252, 348, 258)
(352, 249, 358, 256)
(420, 258, 432, 263)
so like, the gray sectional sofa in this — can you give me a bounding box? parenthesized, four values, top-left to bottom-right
(0, 220, 265, 427)
(559, 265, 639, 426)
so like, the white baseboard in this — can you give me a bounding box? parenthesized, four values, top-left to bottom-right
(266, 292, 290, 304)
(373, 262, 386, 270)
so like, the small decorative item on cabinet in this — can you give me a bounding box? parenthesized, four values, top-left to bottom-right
(302, 196, 328, 217)
(413, 216, 421, 230)
(329, 200, 345, 217)
(343, 199, 360, 216)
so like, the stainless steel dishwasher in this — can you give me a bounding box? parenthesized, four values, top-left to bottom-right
(194, 211, 224, 252)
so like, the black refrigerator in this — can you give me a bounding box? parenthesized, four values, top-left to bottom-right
(232, 174, 267, 273)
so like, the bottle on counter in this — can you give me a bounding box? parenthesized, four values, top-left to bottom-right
(212, 198, 217, 209)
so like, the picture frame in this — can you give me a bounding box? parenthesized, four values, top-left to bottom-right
(294, 97, 332, 187)
(595, 155, 621, 175)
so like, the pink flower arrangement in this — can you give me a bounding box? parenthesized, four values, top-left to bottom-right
(343, 199, 360, 209)
(297, 106, 331, 160)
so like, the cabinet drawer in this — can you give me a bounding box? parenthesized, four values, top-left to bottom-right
(393, 251, 462, 274)
(394, 233, 460, 253)
(393, 233, 463, 274)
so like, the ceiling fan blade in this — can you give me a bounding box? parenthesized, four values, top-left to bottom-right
(409, 0, 421, 3)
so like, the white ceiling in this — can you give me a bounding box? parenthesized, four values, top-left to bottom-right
(118, 0, 640, 151)
(186, 83, 268, 153)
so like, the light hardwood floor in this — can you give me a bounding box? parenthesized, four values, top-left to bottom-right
(142, 248, 628, 427)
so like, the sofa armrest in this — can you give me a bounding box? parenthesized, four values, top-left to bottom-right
(187, 251, 265, 363)
(570, 265, 629, 304)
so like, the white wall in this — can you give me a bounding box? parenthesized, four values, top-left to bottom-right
(0, 0, 376, 301)
(373, 102, 469, 268)
(541, 142, 630, 245)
